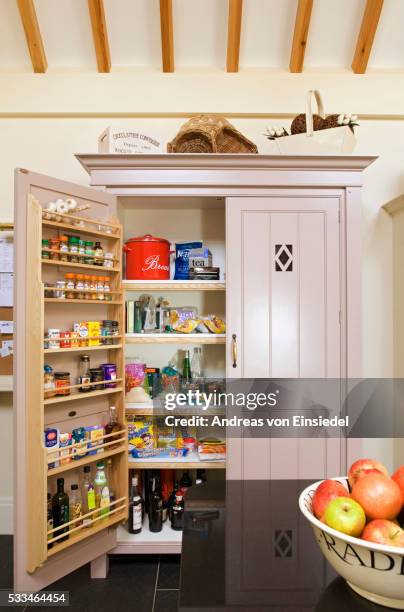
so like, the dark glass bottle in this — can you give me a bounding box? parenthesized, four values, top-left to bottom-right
(128, 475, 143, 534)
(180, 471, 192, 493)
(148, 476, 163, 533)
(47, 493, 53, 549)
(167, 479, 179, 522)
(52, 478, 69, 542)
(170, 493, 184, 531)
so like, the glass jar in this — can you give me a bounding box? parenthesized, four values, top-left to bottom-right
(55, 280, 66, 299)
(42, 239, 50, 259)
(97, 277, 105, 300)
(49, 237, 60, 261)
(44, 365, 56, 398)
(75, 274, 85, 299)
(78, 239, 86, 264)
(94, 241, 104, 266)
(89, 367, 105, 390)
(84, 241, 94, 265)
(59, 235, 69, 261)
(68, 236, 79, 263)
(103, 279, 111, 301)
(55, 371, 71, 396)
(83, 275, 90, 296)
(78, 355, 91, 393)
(65, 273, 76, 299)
(103, 252, 114, 268)
(89, 276, 98, 300)
(101, 320, 114, 345)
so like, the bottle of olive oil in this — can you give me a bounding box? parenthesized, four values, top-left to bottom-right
(52, 478, 69, 542)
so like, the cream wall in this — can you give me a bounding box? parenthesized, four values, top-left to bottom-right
(0, 71, 400, 533)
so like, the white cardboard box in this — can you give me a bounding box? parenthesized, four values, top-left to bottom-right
(98, 127, 162, 154)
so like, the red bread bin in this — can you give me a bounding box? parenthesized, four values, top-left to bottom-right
(123, 234, 171, 280)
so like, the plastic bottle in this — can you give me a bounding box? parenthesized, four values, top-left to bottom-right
(94, 462, 110, 518)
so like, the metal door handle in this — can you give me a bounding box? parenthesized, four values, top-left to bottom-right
(231, 334, 237, 368)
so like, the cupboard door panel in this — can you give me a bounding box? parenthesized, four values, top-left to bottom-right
(14, 169, 126, 592)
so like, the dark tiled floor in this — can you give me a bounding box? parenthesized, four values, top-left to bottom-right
(1, 536, 180, 612)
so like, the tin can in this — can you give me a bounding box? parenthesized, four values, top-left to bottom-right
(101, 363, 117, 388)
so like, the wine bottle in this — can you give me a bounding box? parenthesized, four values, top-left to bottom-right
(180, 471, 192, 493)
(148, 476, 163, 533)
(52, 478, 69, 542)
(128, 475, 143, 534)
(170, 493, 184, 531)
(167, 479, 179, 522)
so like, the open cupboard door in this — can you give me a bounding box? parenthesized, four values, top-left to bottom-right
(14, 169, 127, 591)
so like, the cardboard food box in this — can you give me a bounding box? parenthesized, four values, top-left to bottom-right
(98, 127, 162, 154)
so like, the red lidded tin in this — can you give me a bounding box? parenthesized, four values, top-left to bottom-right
(123, 234, 171, 280)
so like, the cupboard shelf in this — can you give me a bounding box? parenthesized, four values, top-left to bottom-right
(47, 507, 127, 558)
(47, 444, 127, 477)
(41, 259, 119, 272)
(113, 523, 182, 555)
(123, 280, 225, 291)
(125, 333, 226, 344)
(44, 298, 123, 305)
(44, 386, 124, 405)
(42, 219, 121, 241)
(128, 454, 226, 469)
(44, 344, 123, 354)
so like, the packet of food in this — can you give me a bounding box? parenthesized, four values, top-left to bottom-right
(174, 242, 203, 280)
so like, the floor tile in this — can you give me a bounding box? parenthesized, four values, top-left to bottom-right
(0, 535, 13, 589)
(154, 589, 179, 612)
(157, 555, 181, 590)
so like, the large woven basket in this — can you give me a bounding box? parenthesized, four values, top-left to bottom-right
(167, 114, 258, 154)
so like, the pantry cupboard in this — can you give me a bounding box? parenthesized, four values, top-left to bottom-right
(14, 154, 375, 590)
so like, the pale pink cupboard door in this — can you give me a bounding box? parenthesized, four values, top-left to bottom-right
(226, 192, 343, 480)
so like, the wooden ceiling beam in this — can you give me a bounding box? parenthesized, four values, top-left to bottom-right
(352, 0, 384, 74)
(227, 0, 243, 73)
(289, 0, 313, 73)
(160, 0, 174, 72)
(16, 0, 47, 73)
(88, 0, 111, 73)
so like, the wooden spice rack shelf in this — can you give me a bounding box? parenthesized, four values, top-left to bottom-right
(41, 259, 119, 273)
(44, 386, 124, 405)
(44, 298, 123, 305)
(44, 344, 123, 354)
(42, 214, 121, 240)
(47, 444, 127, 477)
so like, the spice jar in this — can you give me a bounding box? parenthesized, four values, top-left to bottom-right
(84, 241, 94, 265)
(103, 252, 114, 268)
(68, 236, 79, 263)
(55, 371, 71, 396)
(59, 235, 69, 261)
(83, 275, 90, 296)
(49, 237, 60, 261)
(42, 239, 50, 259)
(78, 239, 86, 263)
(94, 241, 104, 266)
(97, 277, 105, 300)
(44, 365, 56, 398)
(101, 320, 114, 345)
(55, 280, 66, 299)
(65, 273, 76, 299)
(90, 276, 98, 300)
(103, 279, 111, 301)
(75, 274, 85, 299)
(89, 367, 105, 390)
(101, 363, 117, 388)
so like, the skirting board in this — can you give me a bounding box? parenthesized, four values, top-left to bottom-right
(0, 496, 13, 534)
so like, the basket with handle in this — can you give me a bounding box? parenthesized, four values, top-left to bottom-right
(273, 90, 356, 155)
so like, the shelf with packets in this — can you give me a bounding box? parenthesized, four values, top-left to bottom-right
(125, 333, 226, 344)
(128, 454, 226, 470)
(47, 497, 127, 557)
(46, 429, 127, 477)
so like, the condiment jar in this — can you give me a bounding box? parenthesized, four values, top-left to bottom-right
(68, 236, 79, 263)
(47, 328, 60, 349)
(55, 280, 66, 299)
(83, 275, 90, 295)
(103, 279, 111, 301)
(49, 237, 60, 261)
(65, 273, 76, 299)
(75, 274, 85, 299)
(78, 239, 86, 263)
(97, 277, 105, 300)
(94, 241, 104, 266)
(42, 239, 50, 259)
(84, 241, 94, 265)
(59, 235, 69, 261)
(44, 365, 56, 398)
(103, 252, 114, 268)
(89, 367, 105, 390)
(90, 276, 98, 300)
(54, 371, 71, 396)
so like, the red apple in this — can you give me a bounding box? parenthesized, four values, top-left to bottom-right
(351, 472, 403, 520)
(312, 479, 349, 520)
(392, 465, 404, 500)
(323, 497, 366, 537)
(348, 458, 389, 488)
(362, 519, 404, 547)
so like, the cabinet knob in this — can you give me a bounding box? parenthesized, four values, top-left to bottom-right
(231, 333, 238, 368)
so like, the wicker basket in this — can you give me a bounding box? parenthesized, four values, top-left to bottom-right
(167, 114, 258, 154)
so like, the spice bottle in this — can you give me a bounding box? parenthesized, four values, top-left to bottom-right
(103, 278, 111, 301)
(68, 236, 79, 263)
(78, 239, 86, 263)
(59, 235, 69, 261)
(84, 241, 94, 265)
(49, 237, 60, 261)
(75, 274, 85, 299)
(78, 355, 91, 392)
(65, 273, 76, 299)
(97, 276, 105, 300)
(94, 241, 104, 266)
(90, 276, 98, 300)
(42, 239, 50, 259)
(83, 275, 90, 295)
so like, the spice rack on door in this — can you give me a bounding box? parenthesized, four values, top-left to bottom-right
(24, 195, 128, 573)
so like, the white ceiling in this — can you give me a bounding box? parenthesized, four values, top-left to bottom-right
(0, 0, 403, 72)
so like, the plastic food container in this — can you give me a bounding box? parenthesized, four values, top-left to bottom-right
(123, 234, 171, 280)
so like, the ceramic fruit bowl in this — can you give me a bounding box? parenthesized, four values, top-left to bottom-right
(299, 477, 404, 609)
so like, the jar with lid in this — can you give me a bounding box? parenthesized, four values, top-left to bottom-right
(78, 239, 86, 263)
(65, 273, 76, 299)
(68, 236, 79, 263)
(103, 252, 114, 268)
(42, 239, 50, 259)
(94, 241, 104, 266)
(55, 280, 66, 299)
(97, 277, 105, 300)
(103, 279, 111, 301)
(44, 365, 56, 398)
(75, 274, 85, 299)
(101, 320, 118, 345)
(89, 276, 98, 300)
(59, 235, 69, 261)
(89, 367, 105, 390)
(78, 355, 91, 392)
(83, 275, 90, 295)
(54, 371, 70, 396)
(84, 241, 94, 265)
(49, 237, 60, 261)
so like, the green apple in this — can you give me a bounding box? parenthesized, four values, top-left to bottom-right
(323, 496, 366, 537)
